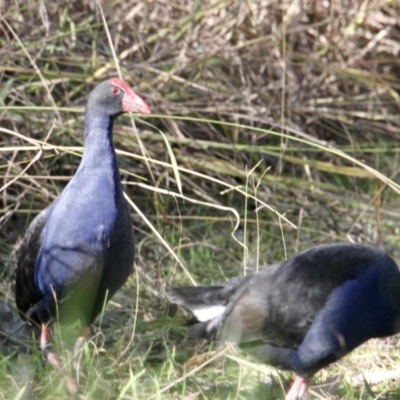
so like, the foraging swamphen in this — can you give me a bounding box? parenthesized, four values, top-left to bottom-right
(16, 78, 151, 392)
(167, 243, 400, 399)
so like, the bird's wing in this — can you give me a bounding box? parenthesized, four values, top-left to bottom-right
(15, 208, 49, 321)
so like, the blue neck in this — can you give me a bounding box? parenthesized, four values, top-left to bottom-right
(77, 111, 122, 200)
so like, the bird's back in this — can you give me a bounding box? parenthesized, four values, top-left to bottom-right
(168, 243, 398, 347)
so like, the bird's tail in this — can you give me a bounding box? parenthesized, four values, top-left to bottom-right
(167, 286, 227, 340)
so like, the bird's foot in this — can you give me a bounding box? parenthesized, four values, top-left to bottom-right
(40, 324, 82, 397)
(46, 347, 82, 397)
(285, 375, 310, 400)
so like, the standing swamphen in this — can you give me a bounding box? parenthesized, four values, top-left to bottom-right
(167, 243, 400, 399)
(16, 78, 151, 392)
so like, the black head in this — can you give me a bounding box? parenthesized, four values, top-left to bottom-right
(87, 78, 151, 117)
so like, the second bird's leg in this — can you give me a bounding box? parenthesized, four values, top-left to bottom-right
(285, 375, 310, 400)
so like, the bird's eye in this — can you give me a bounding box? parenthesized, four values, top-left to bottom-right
(111, 87, 119, 95)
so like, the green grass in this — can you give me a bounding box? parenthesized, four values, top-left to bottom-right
(2, 0, 400, 398)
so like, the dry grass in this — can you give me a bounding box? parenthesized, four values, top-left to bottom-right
(1, 0, 400, 399)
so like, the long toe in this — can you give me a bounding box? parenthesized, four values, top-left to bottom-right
(285, 376, 309, 400)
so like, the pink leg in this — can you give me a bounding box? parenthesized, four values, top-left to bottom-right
(40, 324, 80, 395)
(285, 375, 310, 400)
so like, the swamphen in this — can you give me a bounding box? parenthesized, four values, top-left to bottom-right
(167, 243, 400, 399)
(16, 78, 151, 393)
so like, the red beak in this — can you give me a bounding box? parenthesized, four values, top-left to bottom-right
(122, 91, 151, 114)
(108, 78, 151, 114)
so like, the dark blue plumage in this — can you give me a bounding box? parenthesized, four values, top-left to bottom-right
(16, 78, 151, 393)
(167, 243, 400, 399)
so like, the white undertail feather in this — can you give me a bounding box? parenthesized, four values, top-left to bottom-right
(190, 305, 226, 322)
(206, 314, 224, 335)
